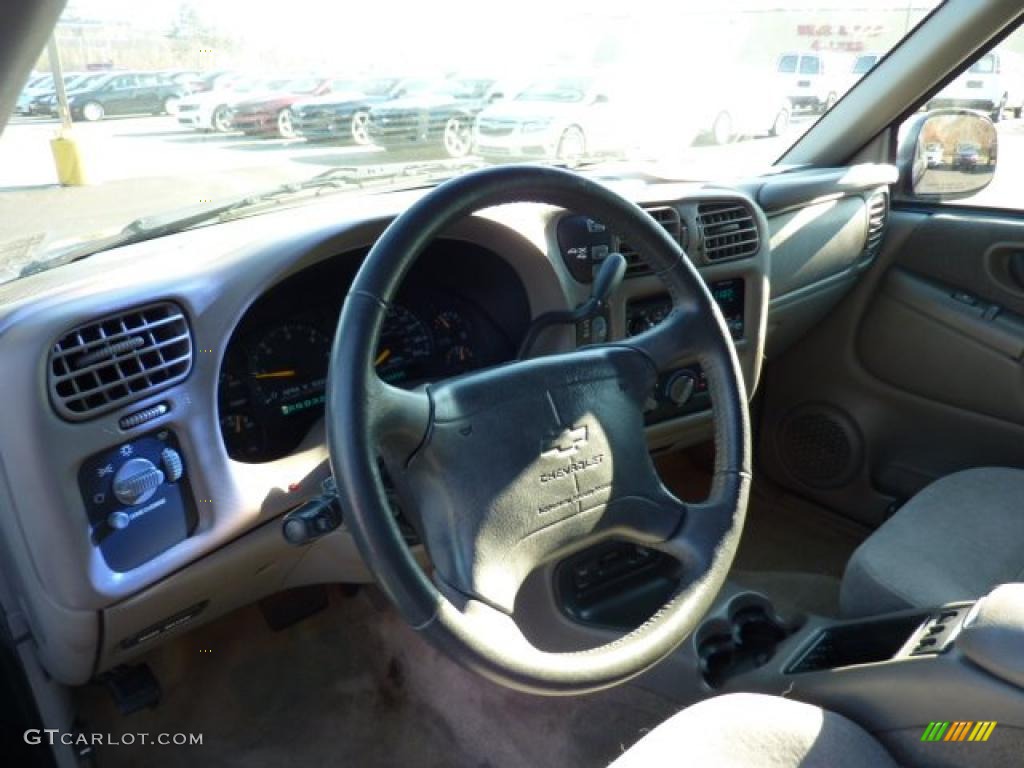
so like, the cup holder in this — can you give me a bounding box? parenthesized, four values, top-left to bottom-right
(696, 593, 796, 689)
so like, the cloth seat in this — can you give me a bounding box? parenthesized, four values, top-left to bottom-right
(841, 467, 1024, 617)
(610, 692, 896, 767)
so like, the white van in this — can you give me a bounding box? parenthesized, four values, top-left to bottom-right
(928, 50, 1024, 121)
(775, 51, 851, 113)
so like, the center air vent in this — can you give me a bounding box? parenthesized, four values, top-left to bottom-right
(49, 302, 193, 421)
(698, 201, 759, 262)
(617, 206, 686, 277)
(864, 192, 888, 259)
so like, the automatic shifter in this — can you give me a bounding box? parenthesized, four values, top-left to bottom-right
(517, 250, 626, 359)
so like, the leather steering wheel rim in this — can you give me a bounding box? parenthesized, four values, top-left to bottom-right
(327, 164, 750, 694)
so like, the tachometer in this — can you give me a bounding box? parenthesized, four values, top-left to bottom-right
(375, 305, 433, 384)
(249, 323, 331, 416)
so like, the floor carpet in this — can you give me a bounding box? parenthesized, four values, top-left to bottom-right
(656, 447, 870, 617)
(75, 588, 679, 768)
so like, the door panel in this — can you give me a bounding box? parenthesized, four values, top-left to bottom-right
(858, 267, 1024, 423)
(104, 77, 136, 114)
(758, 208, 1024, 528)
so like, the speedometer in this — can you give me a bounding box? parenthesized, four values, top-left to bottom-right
(249, 323, 331, 416)
(375, 305, 433, 384)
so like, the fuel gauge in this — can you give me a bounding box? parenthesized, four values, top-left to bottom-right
(218, 371, 267, 460)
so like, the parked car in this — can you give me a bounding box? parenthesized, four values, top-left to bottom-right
(693, 75, 793, 145)
(177, 76, 279, 133)
(839, 52, 881, 98)
(228, 77, 340, 138)
(474, 76, 621, 166)
(154, 70, 204, 93)
(65, 71, 189, 121)
(24, 72, 96, 115)
(14, 73, 52, 115)
(292, 77, 431, 145)
(32, 72, 110, 116)
(924, 141, 944, 167)
(366, 78, 510, 158)
(952, 141, 980, 171)
(188, 70, 244, 95)
(927, 50, 1024, 121)
(775, 51, 852, 113)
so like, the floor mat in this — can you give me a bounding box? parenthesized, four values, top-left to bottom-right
(656, 447, 868, 617)
(734, 486, 869, 579)
(730, 570, 843, 618)
(75, 589, 678, 768)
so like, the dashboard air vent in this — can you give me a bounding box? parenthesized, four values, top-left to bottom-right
(49, 302, 192, 420)
(617, 206, 686, 277)
(864, 192, 888, 259)
(698, 201, 759, 262)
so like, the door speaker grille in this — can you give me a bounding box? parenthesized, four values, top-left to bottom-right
(777, 404, 862, 489)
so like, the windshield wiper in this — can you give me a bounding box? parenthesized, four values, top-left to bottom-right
(17, 160, 482, 279)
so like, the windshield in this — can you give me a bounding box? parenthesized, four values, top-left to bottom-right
(434, 79, 494, 99)
(69, 73, 109, 91)
(0, 0, 943, 284)
(852, 55, 879, 74)
(516, 78, 590, 103)
(969, 53, 996, 74)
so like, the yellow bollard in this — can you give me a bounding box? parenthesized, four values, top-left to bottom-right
(50, 132, 88, 186)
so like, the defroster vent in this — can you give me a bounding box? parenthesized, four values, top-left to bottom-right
(49, 302, 193, 420)
(698, 201, 759, 262)
(864, 192, 888, 259)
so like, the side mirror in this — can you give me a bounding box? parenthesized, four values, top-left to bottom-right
(898, 109, 997, 200)
(593, 93, 610, 105)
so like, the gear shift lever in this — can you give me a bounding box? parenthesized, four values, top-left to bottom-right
(517, 251, 626, 359)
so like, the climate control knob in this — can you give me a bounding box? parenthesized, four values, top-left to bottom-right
(665, 371, 697, 407)
(107, 510, 132, 530)
(161, 447, 184, 483)
(112, 458, 165, 507)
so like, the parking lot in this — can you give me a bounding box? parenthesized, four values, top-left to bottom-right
(2, 109, 1024, 276)
(0, 113, 395, 258)
(0, 111, 814, 264)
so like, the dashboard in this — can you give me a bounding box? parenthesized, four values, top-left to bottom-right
(0, 164, 896, 686)
(218, 239, 530, 462)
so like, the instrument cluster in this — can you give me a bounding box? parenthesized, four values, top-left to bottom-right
(217, 241, 529, 462)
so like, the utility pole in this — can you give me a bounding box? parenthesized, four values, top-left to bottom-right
(46, 32, 86, 185)
(46, 34, 72, 131)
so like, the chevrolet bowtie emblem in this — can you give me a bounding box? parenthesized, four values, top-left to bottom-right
(541, 425, 589, 458)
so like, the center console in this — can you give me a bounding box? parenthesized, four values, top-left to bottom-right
(674, 583, 1024, 753)
(625, 279, 746, 425)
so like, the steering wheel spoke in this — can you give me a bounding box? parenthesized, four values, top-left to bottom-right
(369, 377, 431, 455)
(618, 284, 715, 373)
(647, 471, 751, 569)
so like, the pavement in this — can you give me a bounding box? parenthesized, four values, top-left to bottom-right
(0, 113, 409, 265)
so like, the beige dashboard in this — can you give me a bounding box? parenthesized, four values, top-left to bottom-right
(0, 169, 891, 684)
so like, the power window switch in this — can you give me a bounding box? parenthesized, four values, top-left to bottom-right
(951, 290, 977, 306)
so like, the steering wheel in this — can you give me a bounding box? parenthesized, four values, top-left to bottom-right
(328, 164, 750, 694)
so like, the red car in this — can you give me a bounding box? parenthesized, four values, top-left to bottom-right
(228, 76, 342, 138)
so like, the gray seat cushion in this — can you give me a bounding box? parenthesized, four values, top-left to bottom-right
(841, 467, 1024, 618)
(610, 692, 896, 767)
